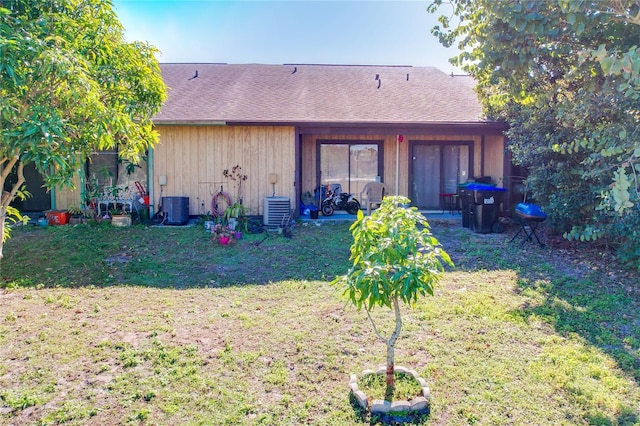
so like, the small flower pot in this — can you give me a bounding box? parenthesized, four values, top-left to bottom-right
(234, 231, 242, 240)
(218, 236, 231, 245)
(111, 215, 132, 227)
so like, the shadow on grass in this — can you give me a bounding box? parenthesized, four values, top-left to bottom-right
(509, 270, 640, 425)
(434, 221, 640, 423)
(1, 221, 354, 289)
(513, 273, 640, 384)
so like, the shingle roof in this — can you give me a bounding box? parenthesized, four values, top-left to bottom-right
(154, 63, 483, 124)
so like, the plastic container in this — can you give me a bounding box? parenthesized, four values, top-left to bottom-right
(465, 184, 506, 205)
(465, 185, 507, 233)
(515, 203, 547, 220)
(46, 210, 70, 225)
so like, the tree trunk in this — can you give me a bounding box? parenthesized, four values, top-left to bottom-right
(0, 208, 5, 259)
(385, 295, 403, 395)
(0, 157, 26, 259)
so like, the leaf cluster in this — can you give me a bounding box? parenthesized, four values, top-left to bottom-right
(0, 0, 167, 190)
(428, 0, 640, 267)
(332, 196, 453, 311)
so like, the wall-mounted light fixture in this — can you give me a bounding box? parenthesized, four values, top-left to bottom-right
(268, 173, 278, 197)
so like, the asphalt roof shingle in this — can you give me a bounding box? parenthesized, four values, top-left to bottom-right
(154, 63, 483, 124)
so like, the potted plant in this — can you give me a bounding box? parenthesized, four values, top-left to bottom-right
(110, 208, 131, 227)
(200, 212, 215, 231)
(332, 196, 453, 419)
(67, 204, 84, 225)
(223, 165, 248, 205)
(223, 164, 249, 231)
(212, 224, 234, 245)
(223, 202, 247, 230)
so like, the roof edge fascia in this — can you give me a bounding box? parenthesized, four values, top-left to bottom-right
(154, 120, 508, 135)
(154, 120, 506, 129)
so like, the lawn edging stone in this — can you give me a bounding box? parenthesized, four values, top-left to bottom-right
(349, 365, 431, 417)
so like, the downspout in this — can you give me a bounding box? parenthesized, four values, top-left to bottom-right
(50, 165, 56, 210)
(79, 169, 86, 206)
(294, 127, 301, 218)
(396, 135, 403, 195)
(148, 147, 155, 217)
(480, 135, 485, 177)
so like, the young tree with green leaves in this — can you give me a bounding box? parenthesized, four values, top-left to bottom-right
(0, 0, 167, 257)
(332, 196, 452, 398)
(428, 0, 640, 267)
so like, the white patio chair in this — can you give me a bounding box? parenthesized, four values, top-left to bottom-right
(360, 181, 386, 215)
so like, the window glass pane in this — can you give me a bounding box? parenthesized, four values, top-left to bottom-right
(443, 145, 469, 193)
(87, 150, 118, 186)
(350, 144, 378, 196)
(320, 144, 349, 193)
(320, 143, 379, 197)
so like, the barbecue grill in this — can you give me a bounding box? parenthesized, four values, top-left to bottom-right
(510, 203, 547, 247)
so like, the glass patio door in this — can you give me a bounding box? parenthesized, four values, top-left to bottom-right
(410, 142, 471, 209)
(318, 142, 381, 197)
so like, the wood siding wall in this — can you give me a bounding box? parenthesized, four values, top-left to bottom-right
(482, 134, 505, 186)
(53, 174, 81, 210)
(50, 128, 504, 216)
(154, 125, 296, 217)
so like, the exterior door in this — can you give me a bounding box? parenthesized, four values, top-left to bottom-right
(410, 142, 472, 209)
(4, 163, 51, 212)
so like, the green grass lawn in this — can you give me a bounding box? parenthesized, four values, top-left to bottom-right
(1, 219, 639, 425)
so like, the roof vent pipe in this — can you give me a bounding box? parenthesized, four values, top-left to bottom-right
(292, 66, 297, 74)
(375, 74, 379, 80)
(407, 73, 409, 81)
(377, 79, 381, 89)
(188, 70, 198, 80)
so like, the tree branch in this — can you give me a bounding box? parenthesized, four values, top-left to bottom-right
(1, 160, 25, 209)
(0, 156, 18, 183)
(365, 308, 389, 345)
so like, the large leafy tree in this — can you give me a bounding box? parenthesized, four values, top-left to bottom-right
(428, 0, 640, 267)
(0, 0, 166, 257)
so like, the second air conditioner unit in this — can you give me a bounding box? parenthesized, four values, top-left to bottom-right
(263, 197, 290, 228)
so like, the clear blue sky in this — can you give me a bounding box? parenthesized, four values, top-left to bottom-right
(113, 0, 463, 74)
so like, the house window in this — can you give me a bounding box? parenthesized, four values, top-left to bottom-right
(410, 141, 473, 210)
(317, 141, 383, 197)
(85, 149, 147, 189)
(86, 149, 119, 187)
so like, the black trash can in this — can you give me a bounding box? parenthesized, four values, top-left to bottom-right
(466, 184, 507, 233)
(458, 183, 473, 228)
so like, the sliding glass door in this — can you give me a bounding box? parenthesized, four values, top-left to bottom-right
(410, 142, 472, 209)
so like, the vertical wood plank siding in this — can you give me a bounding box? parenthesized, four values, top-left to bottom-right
(482, 135, 505, 185)
(51, 129, 503, 216)
(154, 125, 296, 217)
(53, 173, 82, 210)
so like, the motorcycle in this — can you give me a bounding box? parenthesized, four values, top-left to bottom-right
(320, 184, 360, 216)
